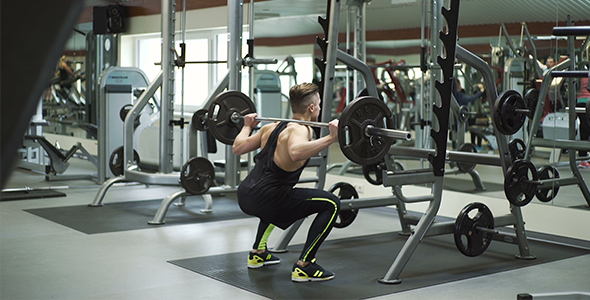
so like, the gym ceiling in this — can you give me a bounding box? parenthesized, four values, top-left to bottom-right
(76, 0, 590, 57)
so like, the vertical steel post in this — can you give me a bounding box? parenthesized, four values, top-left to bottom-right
(159, 0, 176, 174)
(225, 0, 244, 187)
(317, 0, 342, 191)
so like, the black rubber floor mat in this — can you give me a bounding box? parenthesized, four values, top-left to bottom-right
(25, 194, 251, 234)
(169, 232, 590, 300)
(442, 177, 504, 193)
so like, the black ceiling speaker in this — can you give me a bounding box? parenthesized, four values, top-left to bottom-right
(107, 5, 125, 33)
(93, 5, 125, 34)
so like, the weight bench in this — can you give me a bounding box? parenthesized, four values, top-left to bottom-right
(23, 135, 97, 180)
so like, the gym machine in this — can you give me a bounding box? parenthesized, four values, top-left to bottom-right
(90, 0, 282, 224)
(90, 0, 205, 209)
(509, 21, 590, 207)
(96, 67, 160, 182)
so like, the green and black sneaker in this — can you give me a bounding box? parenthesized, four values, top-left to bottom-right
(247, 251, 281, 269)
(291, 258, 335, 282)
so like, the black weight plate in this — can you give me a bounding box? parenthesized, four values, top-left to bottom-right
(524, 88, 539, 119)
(457, 143, 478, 173)
(338, 96, 395, 165)
(328, 182, 360, 228)
(457, 105, 469, 124)
(508, 139, 526, 162)
(454, 202, 494, 257)
(207, 91, 256, 145)
(357, 88, 369, 98)
(493, 90, 526, 135)
(191, 109, 209, 131)
(362, 159, 386, 185)
(180, 157, 215, 195)
(535, 165, 560, 202)
(357, 88, 384, 101)
(109, 146, 140, 176)
(119, 104, 133, 122)
(504, 159, 538, 207)
(586, 100, 590, 127)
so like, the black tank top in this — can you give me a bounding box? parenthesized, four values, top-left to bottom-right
(239, 121, 309, 199)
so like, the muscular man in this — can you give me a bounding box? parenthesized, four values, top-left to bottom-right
(232, 83, 340, 282)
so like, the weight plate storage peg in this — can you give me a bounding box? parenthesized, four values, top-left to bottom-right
(454, 202, 495, 257)
(504, 159, 539, 207)
(109, 146, 140, 176)
(180, 157, 215, 195)
(535, 165, 560, 202)
(207, 91, 256, 145)
(493, 90, 527, 135)
(191, 109, 209, 131)
(328, 182, 360, 228)
(338, 96, 396, 166)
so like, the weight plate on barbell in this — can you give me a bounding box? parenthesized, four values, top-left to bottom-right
(457, 143, 478, 173)
(207, 91, 256, 145)
(454, 202, 494, 257)
(328, 182, 359, 228)
(504, 159, 538, 207)
(508, 138, 526, 162)
(180, 157, 215, 195)
(493, 90, 526, 135)
(586, 100, 590, 127)
(535, 165, 560, 202)
(192, 109, 209, 131)
(109, 146, 140, 176)
(338, 96, 395, 166)
(457, 105, 470, 124)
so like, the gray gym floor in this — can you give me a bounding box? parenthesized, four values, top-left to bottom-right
(2, 143, 590, 299)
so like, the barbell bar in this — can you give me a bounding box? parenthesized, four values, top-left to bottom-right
(230, 113, 413, 141)
(205, 91, 411, 165)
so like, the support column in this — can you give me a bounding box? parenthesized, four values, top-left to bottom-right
(159, 0, 176, 174)
(225, 0, 244, 187)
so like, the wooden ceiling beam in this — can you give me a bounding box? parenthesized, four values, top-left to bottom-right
(257, 22, 579, 47)
(76, 0, 268, 24)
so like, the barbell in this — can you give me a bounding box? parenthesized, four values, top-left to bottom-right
(454, 202, 495, 257)
(230, 113, 412, 141)
(503, 159, 561, 206)
(203, 91, 412, 165)
(494, 88, 590, 136)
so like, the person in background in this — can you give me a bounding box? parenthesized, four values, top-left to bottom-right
(453, 78, 484, 107)
(546, 57, 556, 69)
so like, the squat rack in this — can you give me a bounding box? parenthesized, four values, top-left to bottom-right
(270, 0, 535, 284)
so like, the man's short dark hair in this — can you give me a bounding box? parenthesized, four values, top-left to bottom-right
(289, 83, 319, 114)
